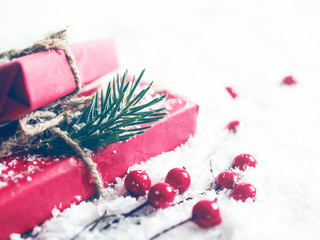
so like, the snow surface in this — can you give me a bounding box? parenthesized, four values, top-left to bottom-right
(1, 0, 320, 239)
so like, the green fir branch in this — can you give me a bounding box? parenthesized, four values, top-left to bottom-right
(37, 70, 167, 155)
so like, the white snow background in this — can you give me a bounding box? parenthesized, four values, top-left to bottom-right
(1, 0, 320, 239)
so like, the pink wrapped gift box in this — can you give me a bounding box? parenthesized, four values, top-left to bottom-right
(0, 90, 199, 239)
(0, 38, 119, 122)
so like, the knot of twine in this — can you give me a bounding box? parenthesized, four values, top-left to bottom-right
(0, 29, 104, 195)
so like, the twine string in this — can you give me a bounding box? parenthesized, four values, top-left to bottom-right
(52, 128, 104, 195)
(0, 29, 104, 195)
(0, 29, 81, 95)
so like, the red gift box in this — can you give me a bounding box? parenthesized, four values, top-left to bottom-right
(0, 38, 119, 122)
(0, 90, 199, 239)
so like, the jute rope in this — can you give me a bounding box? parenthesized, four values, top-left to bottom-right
(0, 29, 104, 195)
(51, 128, 104, 195)
(0, 29, 82, 94)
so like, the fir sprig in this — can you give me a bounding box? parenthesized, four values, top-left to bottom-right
(37, 70, 167, 155)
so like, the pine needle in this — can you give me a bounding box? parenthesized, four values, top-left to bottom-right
(38, 70, 167, 155)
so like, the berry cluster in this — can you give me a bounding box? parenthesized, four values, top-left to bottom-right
(101, 168, 222, 239)
(124, 167, 191, 209)
(144, 168, 222, 239)
(215, 153, 257, 202)
(72, 167, 194, 238)
(118, 122, 256, 237)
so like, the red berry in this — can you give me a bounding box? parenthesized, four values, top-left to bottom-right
(226, 87, 238, 99)
(282, 75, 297, 85)
(232, 153, 256, 171)
(124, 170, 151, 197)
(148, 183, 176, 209)
(226, 120, 240, 133)
(192, 199, 222, 228)
(165, 168, 191, 194)
(215, 171, 241, 190)
(231, 183, 256, 202)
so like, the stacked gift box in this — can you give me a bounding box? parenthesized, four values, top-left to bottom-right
(0, 36, 198, 239)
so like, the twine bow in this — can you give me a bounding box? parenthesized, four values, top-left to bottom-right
(0, 30, 105, 195)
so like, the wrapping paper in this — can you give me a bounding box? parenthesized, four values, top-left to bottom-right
(0, 39, 119, 122)
(0, 91, 199, 239)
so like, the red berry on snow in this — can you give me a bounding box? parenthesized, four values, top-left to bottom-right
(231, 183, 256, 202)
(165, 168, 191, 194)
(124, 170, 151, 197)
(192, 199, 222, 228)
(226, 120, 240, 133)
(150, 199, 222, 239)
(232, 153, 256, 171)
(215, 171, 241, 190)
(226, 87, 238, 99)
(148, 183, 176, 209)
(282, 75, 297, 85)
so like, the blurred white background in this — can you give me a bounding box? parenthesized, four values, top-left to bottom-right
(1, 0, 320, 106)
